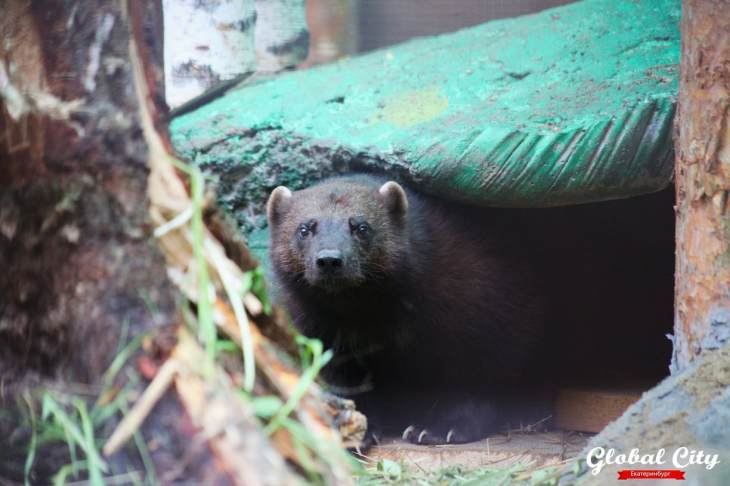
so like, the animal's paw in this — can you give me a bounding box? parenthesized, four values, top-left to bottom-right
(350, 426, 383, 455)
(399, 399, 499, 445)
(400, 424, 475, 445)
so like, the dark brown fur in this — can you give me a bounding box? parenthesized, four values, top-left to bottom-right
(267, 174, 546, 444)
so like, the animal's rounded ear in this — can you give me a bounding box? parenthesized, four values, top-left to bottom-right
(267, 186, 293, 225)
(378, 181, 408, 217)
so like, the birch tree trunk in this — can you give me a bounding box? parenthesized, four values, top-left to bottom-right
(254, 0, 309, 72)
(162, 0, 257, 109)
(673, 0, 730, 371)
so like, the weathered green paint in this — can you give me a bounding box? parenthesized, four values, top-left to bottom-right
(171, 0, 679, 232)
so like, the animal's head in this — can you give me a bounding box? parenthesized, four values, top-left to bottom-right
(266, 178, 408, 292)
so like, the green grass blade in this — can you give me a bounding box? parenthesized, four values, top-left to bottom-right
(73, 398, 105, 486)
(264, 340, 332, 435)
(210, 238, 256, 392)
(100, 328, 145, 390)
(41, 395, 89, 459)
(62, 425, 79, 480)
(23, 395, 37, 486)
(53, 460, 88, 486)
(190, 166, 216, 376)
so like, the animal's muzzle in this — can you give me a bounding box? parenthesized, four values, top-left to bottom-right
(316, 249, 344, 274)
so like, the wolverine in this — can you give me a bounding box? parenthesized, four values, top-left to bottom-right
(267, 174, 544, 444)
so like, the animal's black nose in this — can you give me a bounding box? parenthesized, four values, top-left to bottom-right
(316, 250, 343, 272)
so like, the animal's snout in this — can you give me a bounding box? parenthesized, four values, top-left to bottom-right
(316, 249, 344, 273)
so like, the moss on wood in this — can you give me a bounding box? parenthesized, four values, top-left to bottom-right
(171, 0, 680, 233)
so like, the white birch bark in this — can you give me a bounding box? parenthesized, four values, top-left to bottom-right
(162, 0, 257, 109)
(254, 0, 309, 72)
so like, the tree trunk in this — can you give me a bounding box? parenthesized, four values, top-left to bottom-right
(0, 0, 174, 387)
(673, 0, 730, 372)
(1, 2, 360, 483)
(304, 0, 358, 66)
(162, 0, 257, 109)
(254, 0, 309, 72)
(0, 2, 277, 483)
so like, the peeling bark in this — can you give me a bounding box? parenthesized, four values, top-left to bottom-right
(161, 0, 310, 108)
(0, 1, 266, 483)
(0, 0, 175, 384)
(673, 0, 730, 371)
(1, 2, 358, 483)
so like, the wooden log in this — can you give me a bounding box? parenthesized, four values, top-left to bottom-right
(575, 344, 730, 483)
(672, 0, 730, 371)
(553, 388, 642, 434)
(0, 1, 185, 481)
(171, 0, 681, 233)
(0, 2, 334, 483)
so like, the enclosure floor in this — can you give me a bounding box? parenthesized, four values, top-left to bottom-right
(368, 430, 591, 472)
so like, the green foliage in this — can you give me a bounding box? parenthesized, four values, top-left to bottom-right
(190, 165, 218, 376)
(99, 320, 145, 393)
(264, 336, 333, 435)
(23, 395, 37, 486)
(38, 394, 107, 486)
(20, 328, 154, 485)
(377, 459, 403, 481)
(251, 395, 284, 418)
(172, 158, 356, 484)
(243, 266, 273, 315)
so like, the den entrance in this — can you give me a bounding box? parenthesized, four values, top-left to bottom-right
(364, 187, 675, 471)
(183, 0, 680, 475)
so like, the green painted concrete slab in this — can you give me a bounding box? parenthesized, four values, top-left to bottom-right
(171, 0, 679, 232)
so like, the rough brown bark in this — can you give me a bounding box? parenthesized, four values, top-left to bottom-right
(0, 2, 267, 483)
(673, 0, 730, 371)
(1, 2, 360, 484)
(574, 343, 730, 486)
(0, 0, 174, 385)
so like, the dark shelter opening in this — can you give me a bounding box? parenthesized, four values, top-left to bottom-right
(523, 187, 675, 386)
(446, 187, 676, 434)
(317, 184, 676, 439)
(269, 174, 676, 443)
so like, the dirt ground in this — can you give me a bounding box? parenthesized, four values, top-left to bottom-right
(370, 430, 591, 472)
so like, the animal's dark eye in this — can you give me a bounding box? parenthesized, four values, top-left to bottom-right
(298, 224, 310, 238)
(349, 218, 370, 237)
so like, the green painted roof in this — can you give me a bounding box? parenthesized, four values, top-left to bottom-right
(171, 0, 679, 230)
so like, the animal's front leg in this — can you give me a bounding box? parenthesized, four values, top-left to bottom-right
(353, 389, 501, 445)
(399, 395, 500, 445)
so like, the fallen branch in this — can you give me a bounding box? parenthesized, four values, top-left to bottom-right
(102, 358, 178, 457)
(122, 4, 361, 482)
